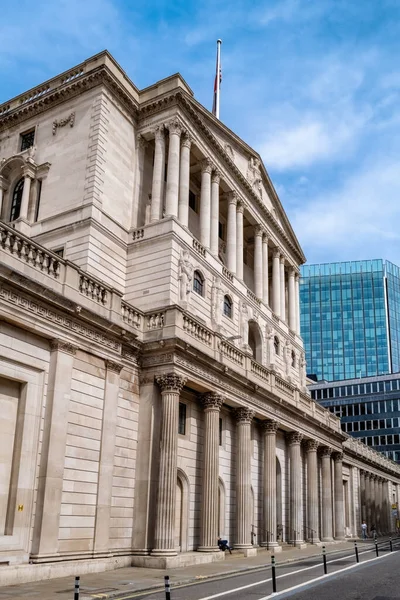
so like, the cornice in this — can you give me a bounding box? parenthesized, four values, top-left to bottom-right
(0, 66, 139, 134)
(139, 91, 305, 264)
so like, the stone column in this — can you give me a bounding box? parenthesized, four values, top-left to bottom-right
(198, 392, 224, 552)
(305, 439, 320, 543)
(0, 176, 7, 219)
(333, 452, 345, 540)
(20, 171, 33, 221)
(376, 478, 383, 534)
(262, 420, 280, 549)
(360, 470, 366, 522)
(152, 373, 186, 556)
(31, 340, 77, 556)
(226, 192, 237, 274)
(132, 134, 147, 228)
(371, 475, 376, 530)
(288, 268, 296, 331)
(287, 431, 304, 546)
(365, 474, 372, 529)
(272, 250, 281, 316)
(178, 134, 192, 227)
(236, 201, 244, 280)
(320, 446, 333, 541)
(280, 255, 286, 322)
(199, 159, 212, 249)
(383, 480, 389, 533)
(254, 226, 263, 299)
(210, 170, 220, 256)
(234, 407, 254, 548)
(165, 120, 182, 218)
(94, 360, 123, 552)
(150, 125, 166, 222)
(295, 273, 301, 334)
(262, 234, 269, 306)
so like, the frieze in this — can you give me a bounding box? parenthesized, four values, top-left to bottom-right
(122, 346, 140, 364)
(141, 353, 174, 367)
(0, 285, 120, 351)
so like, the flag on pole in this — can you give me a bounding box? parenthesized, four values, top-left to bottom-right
(212, 39, 222, 118)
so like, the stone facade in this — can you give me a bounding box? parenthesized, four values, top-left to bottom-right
(0, 51, 399, 583)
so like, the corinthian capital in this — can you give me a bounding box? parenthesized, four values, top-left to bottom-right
(226, 191, 238, 206)
(201, 391, 224, 411)
(262, 419, 280, 434)
(319, 445, 333, 458)
(333, 451, 343, 463)
(181, 133, 192, 149)
(50, 339, 78, 356)
(154, 125, 165, 143)
(167, 119, 182, 136)
(136, 134, 148, 149)
(201, 158, 213, 174)
(211, 169, 221, 184)
(304, 439, 319, 453)
(234, 407, 254, 424)
(106, 360, 123, 374)
(156, 372, 187, 393)
(286, 431, 303, 445)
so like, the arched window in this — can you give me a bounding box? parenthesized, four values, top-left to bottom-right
(10, 178, 24, 221)
(291, 350, 296, 368)
(193, 270, 204, 296)
(274, 336, 280, 355)
(223, 295, 232, 318)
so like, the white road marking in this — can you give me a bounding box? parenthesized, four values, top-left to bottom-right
(197, 547, 383, 600)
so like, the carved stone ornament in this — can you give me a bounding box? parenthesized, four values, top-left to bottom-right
(304, 439, 319, 452)
(201, 392, 224, 411)
(155, 373, 187, 393)
(246, 156, 262, 198)
(226, 190, 237, 205)
(178, 250, 194, 302)
(234, 407, 254, 424)
(236, 199, 245, 214)
(201, 158, 213, 174)
(136, 134, 148, 149)
(224, 143, 235, 161)
(167, 119, 182, 136)
(319, 446, 333, 458)
(181, 133, 192, 149)
(262, 419, 280, 434)
(106, 360, 123, 374)
(154, 125, 165, 142)
(286, 431, 303, 445)
(52, 112, 75, 135)
(211, 169, 221, 184)
(50, 339, 78, 355)
(333, 451, 344, 463)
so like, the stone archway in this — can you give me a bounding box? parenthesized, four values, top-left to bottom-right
(248, 320, 263, 363)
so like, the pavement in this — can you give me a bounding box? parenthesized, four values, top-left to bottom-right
(0, 540, 380, 600)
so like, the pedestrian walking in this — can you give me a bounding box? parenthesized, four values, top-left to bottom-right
(361, 520, 368, 540)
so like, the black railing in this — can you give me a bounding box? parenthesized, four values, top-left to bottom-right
(303, 525, 316, 545)
(279, 525, 298, 547)
(251, 524, 274, 549)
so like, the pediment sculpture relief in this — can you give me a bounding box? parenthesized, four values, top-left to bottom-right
(178, 250, 194, 303)
(247, 156, 263, 198)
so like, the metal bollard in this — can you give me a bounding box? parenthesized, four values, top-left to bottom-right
(164, 575, 171, 600)
(354, 541, 359, 563)
(390, 537, 393, 552)
(375, 540, 379, 557)
(271, 554, 277, 594)
(322, 545, 327, 575)
(74, 576, 80, 600)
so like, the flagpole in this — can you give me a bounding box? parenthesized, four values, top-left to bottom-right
(215, 39, 222, 119)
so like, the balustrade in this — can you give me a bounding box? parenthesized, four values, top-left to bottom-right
(183, 315, 212, 345)
(218, 340, 244, 366)
(121, 302, 141, 328)
(79, 275, 108, 305)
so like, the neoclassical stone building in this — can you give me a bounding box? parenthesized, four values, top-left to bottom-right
(0, 51, 399, 582)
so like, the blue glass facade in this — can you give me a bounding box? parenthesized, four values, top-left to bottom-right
(300, 259, 400, 382)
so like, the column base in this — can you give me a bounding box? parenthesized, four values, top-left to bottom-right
(261, 542, 282, 553)
(334, 536, 346, 541)
(197, 546, 220, 552)
(234, 544, 253, 550)
(321, 537, 334, 542)
(151, 549, 178, 557)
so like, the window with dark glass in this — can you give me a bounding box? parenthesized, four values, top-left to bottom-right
(223, 295, 232, 318)
(52, 247, 64, 258)
(189, 190, 197, 212)
(178, 402, 187, 435)
(10, 178, 24, 221)
(34, 180, 42, 222)
(193, 270, 204, 296)
(20, 129, 35, 151)
(274, 336, 280, 354)
(219, 417, 223, 446)
(218, 222, 225, 240)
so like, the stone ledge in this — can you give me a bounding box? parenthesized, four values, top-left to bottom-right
(131, 551, 225, 569)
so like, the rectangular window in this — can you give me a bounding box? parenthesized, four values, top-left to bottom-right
(34, 180, 42, 222)
(189, 190, 197, 212)
(178, 402, 186, 435)
(218, 222, 225, 240)
(219, 418, 223, 446)
(20, 129, 35, 151)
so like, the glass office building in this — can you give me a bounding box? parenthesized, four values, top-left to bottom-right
(300, 259, 400, 382)
(309, 373, 400, 463)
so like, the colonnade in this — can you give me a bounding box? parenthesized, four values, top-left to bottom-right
(146, 122, 300, 332)
(360, 471, 392, 534)
(151, 372, 348, 556)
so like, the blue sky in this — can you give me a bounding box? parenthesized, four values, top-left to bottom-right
(1, 0, 400, 266)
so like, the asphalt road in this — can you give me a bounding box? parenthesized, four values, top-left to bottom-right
(122, 540, 400, 600)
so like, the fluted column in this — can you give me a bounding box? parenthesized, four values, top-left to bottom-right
(226, 192, 237, 274)
(178, 134, 192, 227)
(0, 176, 7, 219)
(236, 201, 244, 280)
(333, 452, 345, 540)
(254, 226, 263, 299)
(20, 171, 33, 221)
(366, 474, 372, 529)
(360, 470, 366, 522)
(262, 420, 280, 548)
(150, 126, 166, 222)
(320, 446, 333, 541)
(210, 170, 220, 256)
(383, 480, 389, 533)
(198, 392, 224, 551)
(288, 268, 296, 331)
(262, 234, 269, 305)
(295, 273, 300, 334)
(234, 407, 254, 548)
(305, 440, 320, 543)
(371, 475, 376, 530)
(287, 431, 304, 546)
(280, 255, 286, 322)
(152, 373, 186, 556)
(199, 159, 212, 248)
(165, 121, 182, 218)
(272, 250, 281, 316)
(376, 478, 383, 534)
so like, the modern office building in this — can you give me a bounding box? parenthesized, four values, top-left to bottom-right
(300, 260, 400, 382)
(309, 373, 400, 463)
